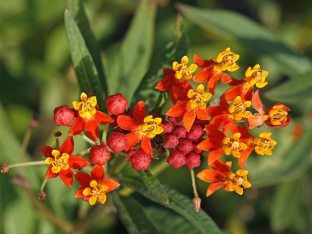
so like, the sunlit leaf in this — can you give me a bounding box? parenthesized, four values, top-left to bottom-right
(113, 194, 160, 234)
(121, 176, 222, 234)
(137, 170, 169, 204)
(64, 9, 106, 111)
(177, 4, 312, 76)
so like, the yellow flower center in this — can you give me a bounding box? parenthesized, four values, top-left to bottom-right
(215, 47, 239, 72)
(253, 132, 277, 155)
(172, 56, 197, 81)
(83, 180, 108, 205)
(222, 133, 247, 158)
(244, 64, 268, 88)
(45, 150, 70, 173)
(226, 169, 251, 195)
(140, 115, 164, 138)
(72, 92, 97, 119)
(264, 105, 288, 126)
(228, 96, 252, 121)
(187, 84, 212, 110)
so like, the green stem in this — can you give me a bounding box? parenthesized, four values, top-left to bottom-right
(79, 133, 96, 145)
(8, 161, 47, 169)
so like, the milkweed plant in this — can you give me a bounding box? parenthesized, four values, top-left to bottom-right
(2, 0, 312, 233)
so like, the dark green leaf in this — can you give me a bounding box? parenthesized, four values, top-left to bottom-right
(64, 9, 106, 111)
(66, 0, 108, 101)
(177, 4, 312, 76)
(251, 126, 312, 187)
(121, 176, 222, 234)
(113, 193, 160, 234)
(137, 170, 169, 204)
(131, 32, 189, 109)
(270, 180, 302, 232)
(265, 72, 312, 103)
(108, 0, 156, 101)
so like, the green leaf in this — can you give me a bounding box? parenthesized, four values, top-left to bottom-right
(108, 0, 156, 101)
(131, 32, 189, 108)
(265, 71, 312, 103)
(177, 4, 312, 76)
(113, 194, 160, 234)
(137, 170, 169, 204)
(64, 9, 106, 111)
(251, 126, 312, 187)
(66, 0, 108, 100)
(270, 180, 302, 232)
(121, 176, 222, 234)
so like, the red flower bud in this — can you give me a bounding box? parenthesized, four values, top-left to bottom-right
(53, 105, 75, 126)
(89, 144, 111, 166)
(163, 134, 179, 149)
(162, 121, 174, 134)
(106, 93, 128, 115)
(1, 164, 9, 173)
(38, 191, 47, 200)
(167, 150, 186, 169)
(107, 131, 127, 153)
(168, 116, 183, 125)
(172, 125, 187, 138)
(187, 125, 204, 142)
(130, 150, 151, 170)
(176, 139, 193, 154)
(185, 151, 201, 169)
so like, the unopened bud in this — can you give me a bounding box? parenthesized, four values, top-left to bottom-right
(1, 164, 9, 173)
(192, 197, 201, 212)
(30, 115, 38, 128)
(54, 131, 62, 138)
(38, 191, 47, 200)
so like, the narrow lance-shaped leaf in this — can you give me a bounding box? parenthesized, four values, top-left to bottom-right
(121, 176, 222, 234)
(137, 170, 169, 204)
(64, 9, 106, 111)
(177, 3, 312, 76)
(66, 0, 108, 101)
(113, 194, 160, 234)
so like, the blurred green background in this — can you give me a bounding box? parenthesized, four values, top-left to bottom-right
(1, 0, 312, 233)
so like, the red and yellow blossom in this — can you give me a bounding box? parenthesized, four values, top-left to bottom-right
(193, 48, 239, 94)
(221, 64, 268, 102)
(248, 90, 291, 129)
(74, 165, 120, 205)
(166, 84, 212, 132)
(69, 92, 114, 141)
(40, 137, 89, 187)
(197, 125, 247, 165)
(155, 56, 196, 103)
(197, 159, 251, 196)
(117, 101, 164, 156)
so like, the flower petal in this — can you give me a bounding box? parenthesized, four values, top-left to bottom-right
(59, 136, 74, 154)
(117, 116, 140, 131)
(45, 165, 59, 178)
(85, 118, 99, 141)
(140, 136, 153, 156)
(68, 156, 90, 169)
(94, 111, 114, 124)
(166, 102, 188, 117)
(183, 109, 197, 132)
(125, 131, 141, 151)
(206, 182, 225, 196)
(74, 171, 91, 187)
(69, 116, 85, 136)
(208, 149, 225, 165)
(134, 101, 146, 123)
(91, 164, 105, 183)
(59, 169, 73, 187)
(197, 169, 226, 183)
(40, 146, 53, 158)
(104, 179, 120, 193)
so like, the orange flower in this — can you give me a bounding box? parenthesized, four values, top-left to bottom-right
(69, 92, 114, 141)
(197, 159, 251, 196)
(193, 48, 239, 94)
(117, 101, 164, 156)
(166, 84, 211, 131)
(74, 165, 120, 205)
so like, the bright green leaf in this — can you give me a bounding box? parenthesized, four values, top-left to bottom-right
(113, 194, 160, 234)
(64, 9, 106, 111)
(265, 71, 312, 103)
(177, 4, 312, 76)
(121, 176, 222, 234)
(137, 170, 169, 204)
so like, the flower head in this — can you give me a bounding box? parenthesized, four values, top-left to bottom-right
(172, 56, 197, 80)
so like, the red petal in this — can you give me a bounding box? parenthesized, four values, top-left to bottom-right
(95, 111, 114, 124)
(183, 109, 197, 132)
(205, 125, 225, 140)
(60, 136, 74, 154)
(134, 101, 146, 123)
(60, 169, 73, 187)
(197, 139, 220, 151)
(247, 114, 263, 129)
(206, 182, 225, 196)
(194, 54, 215, 67)
(74, 171, 91, 187)
(68, 156, 89, 169)
(125, 131, 141, 151)
(85, 118, 99, 141)
(196, 108, 210, 120)
(220, 73, 242, 86)
(104, 179, 120, 192)
(140, 136, 153, 156)
(207, 71, 221, 94)
(91, 164, 105, 183)
(197, 169, 226, 183)
(238, 147, 254, 168)
(74, 187, 85, 198)
(155, 75, 176, 91)
(193, 68, 211, 83)
(117, 116, 140, 131)
(40, 146, 53, 157)
(89, 145, 111, 166)
(69, 116, 85, 136)
(208, 149, 224, 165)
(251, 90, 265, 114)
(221, 84, 243, 101)
(166, 102, 188, 117)
(211, 159, 231, 172)
(45, 165, 59, 178)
